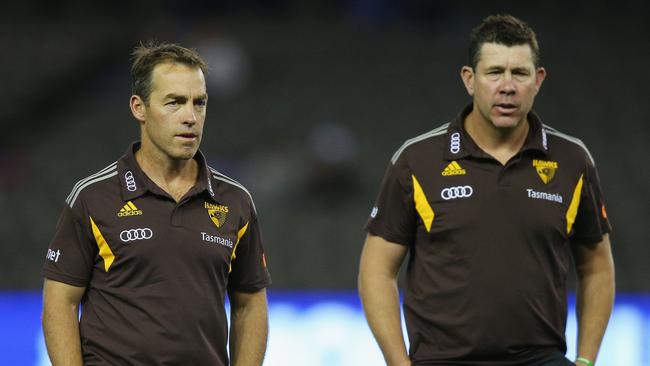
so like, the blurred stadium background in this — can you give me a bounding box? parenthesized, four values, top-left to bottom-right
(1, 0, 649, 364)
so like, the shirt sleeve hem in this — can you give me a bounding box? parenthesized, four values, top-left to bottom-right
(41, 270, 89, 287)
(228, 278, 272, 293)
(365, 226, 411, 246)
(571, 230, 611, 246)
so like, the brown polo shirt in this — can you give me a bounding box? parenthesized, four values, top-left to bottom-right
(42, 142, 271, 365)
(365, 105, 611, 365)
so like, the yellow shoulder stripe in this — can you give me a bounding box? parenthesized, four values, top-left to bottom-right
(566, 174, 584, 235)
(90, 216, 115, 272)
(229, 222, 250, 273)
(412, 175, 434, 232)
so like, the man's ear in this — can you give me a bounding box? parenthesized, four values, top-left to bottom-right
(534, 67, 547, 95)
(460, 66, 475, 97)
(129, 95, 146, 123)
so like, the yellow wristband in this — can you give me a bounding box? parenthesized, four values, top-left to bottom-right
(575, 356, 594, 366)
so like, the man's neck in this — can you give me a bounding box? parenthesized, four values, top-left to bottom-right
(464, 110, 530, 165)
(135, 143, 199, 202)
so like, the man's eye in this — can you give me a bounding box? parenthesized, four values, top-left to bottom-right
(167, 101, 178, 106)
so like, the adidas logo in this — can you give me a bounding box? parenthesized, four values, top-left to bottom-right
(117, 201, 143, 217)
(441, 161, 466, 176)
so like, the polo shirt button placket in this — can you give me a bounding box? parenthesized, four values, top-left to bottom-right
(171, 202, 184, 227)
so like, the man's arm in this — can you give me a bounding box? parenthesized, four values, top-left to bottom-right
(228, 288, 269, 366)
(572, 233, 615, 364)
(42, 278, 86, 366)
(358, 234, 410, 366)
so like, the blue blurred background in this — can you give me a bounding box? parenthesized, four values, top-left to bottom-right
(1, 0, 649, 364)
(2, 292, 650, 364)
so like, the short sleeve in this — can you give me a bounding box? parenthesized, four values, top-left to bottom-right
(571, 158, 612, 244)
(364, 154, 416, 246)
(41, 204, 96, 286)
(228, 206, 271, 293)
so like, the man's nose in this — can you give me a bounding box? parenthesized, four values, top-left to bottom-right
(183, 104, 197, 125)
(500, 72, 516, 95)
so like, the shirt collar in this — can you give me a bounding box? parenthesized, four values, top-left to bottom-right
(117, 142, 216, 202)
(524, 110, 549, 154)
(443, 104, 549, 161)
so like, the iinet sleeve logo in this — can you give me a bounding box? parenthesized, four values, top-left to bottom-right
(46, 249, 61, 263)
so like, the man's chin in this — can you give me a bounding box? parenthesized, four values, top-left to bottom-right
(172, 147, 198, 161)
(491, 115, 523, 129)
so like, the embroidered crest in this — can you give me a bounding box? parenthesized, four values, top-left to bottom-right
(532, 159, 558, 184)
(205, 202, 229, 228)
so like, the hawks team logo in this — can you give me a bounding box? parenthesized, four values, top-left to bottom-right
(532, 159, 558, 184)
(205, 202, 229, 228)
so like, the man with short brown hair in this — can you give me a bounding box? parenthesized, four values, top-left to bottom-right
(42, 42, 271, 365)
(359, 15, 614, 366)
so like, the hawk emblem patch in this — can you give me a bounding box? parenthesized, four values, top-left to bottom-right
(205, 202, 229, 229)
(532, 159, 558, 184)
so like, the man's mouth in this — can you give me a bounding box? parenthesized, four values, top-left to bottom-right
(176, 133, 198, 141)
(495, 103, 517, 114)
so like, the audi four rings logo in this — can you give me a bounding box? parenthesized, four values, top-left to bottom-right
(120, 228, 153, 242)
(450, 132, 461, 154)
(125, 171, 137, 192)
(441, 185, 473, 200)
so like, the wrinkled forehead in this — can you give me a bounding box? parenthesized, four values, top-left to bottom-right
(476, 42, 536, 69)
